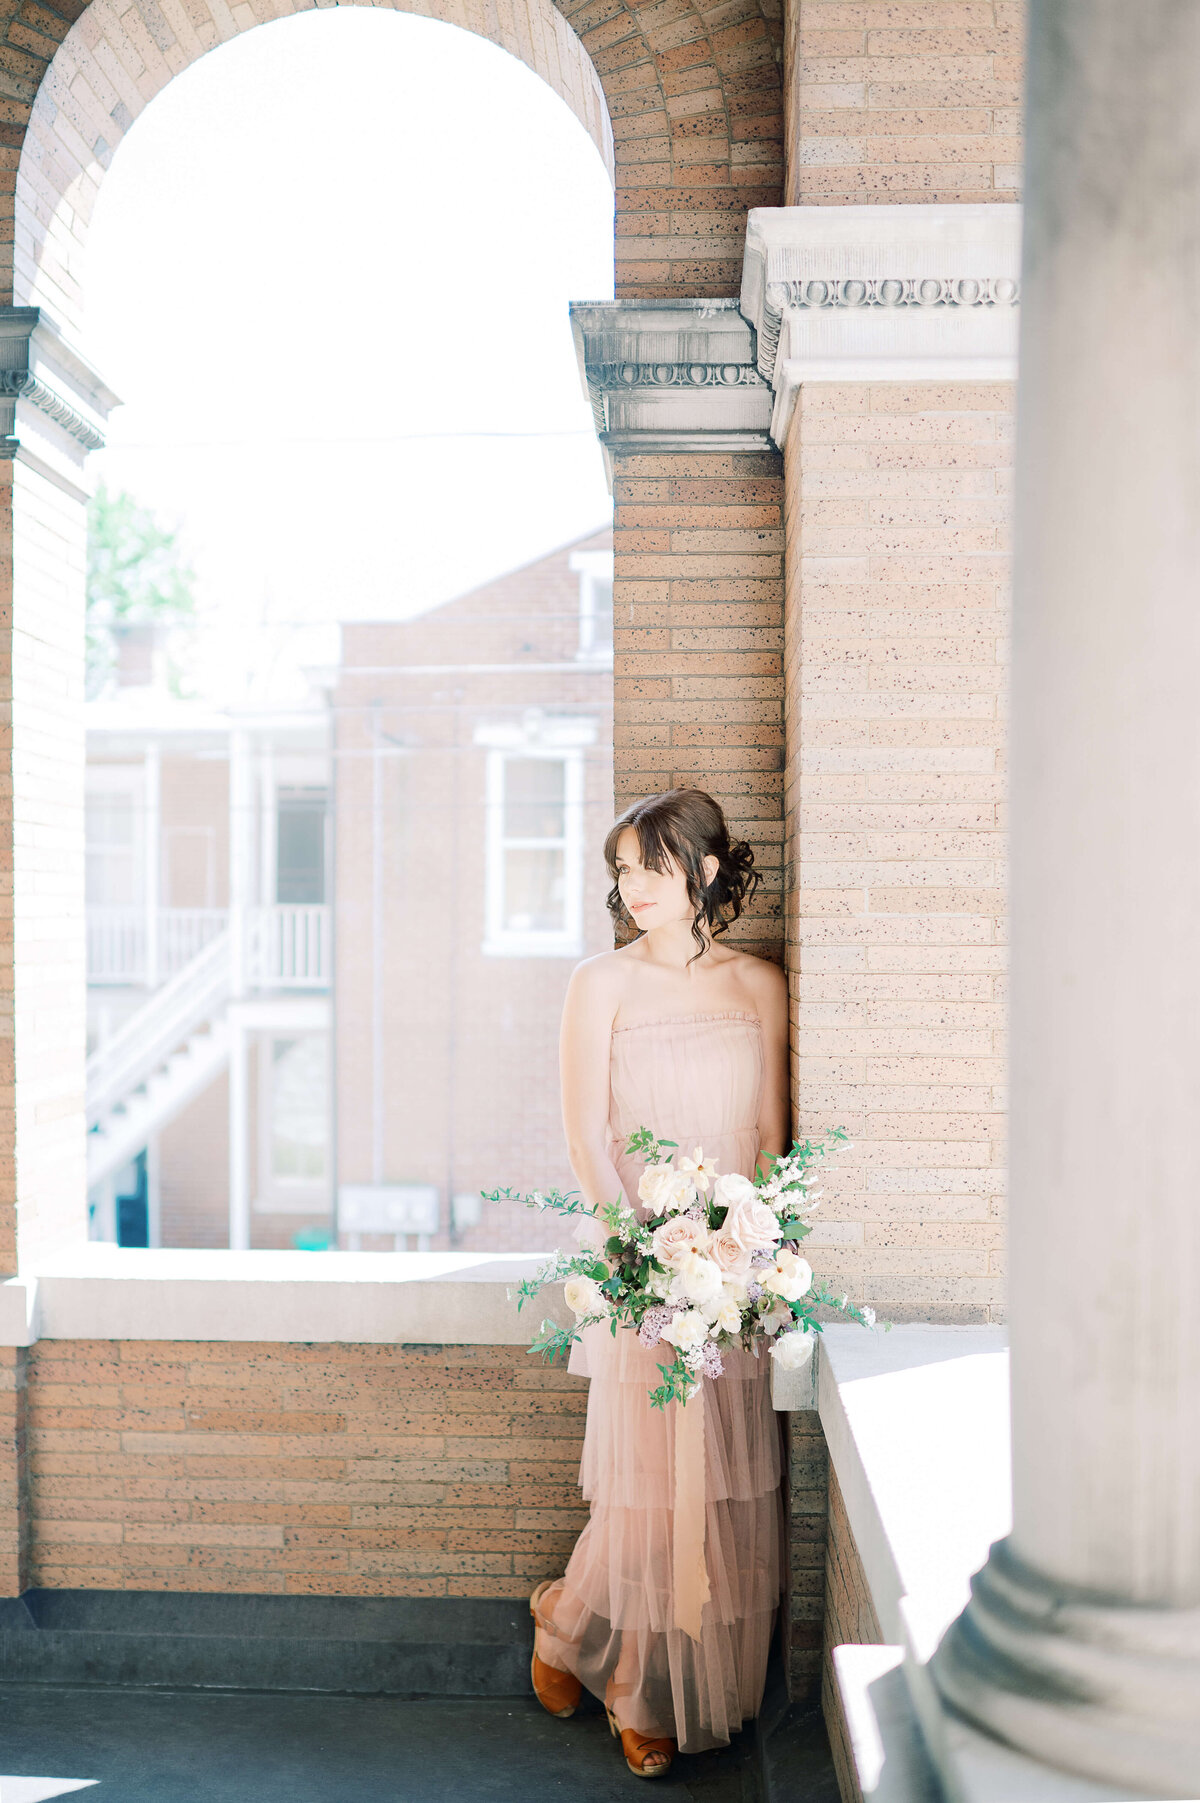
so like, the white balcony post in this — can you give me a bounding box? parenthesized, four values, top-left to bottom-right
(932, 1, 1200, 1794)
(228, 1021, 250, 1252)
(228, 727, 251, 1000)
(143, 744, 160, 988)
(228, 725, 253, 1251)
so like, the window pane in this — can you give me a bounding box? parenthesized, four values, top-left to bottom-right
(504, 758, 565, 840)
(591, 577, 613, 653)
(270, 1036, 328, 1180)
(277, 796, 327, 903)
(504, 848, 566, 932)
(86, 795, 136, 904)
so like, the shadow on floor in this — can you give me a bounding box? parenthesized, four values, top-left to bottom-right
(0, 1685, 764, 1803)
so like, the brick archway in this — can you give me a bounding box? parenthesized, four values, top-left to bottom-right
(6, 0, 782, 335)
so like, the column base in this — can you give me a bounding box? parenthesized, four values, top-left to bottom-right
(932, 1538, 1200, 1799)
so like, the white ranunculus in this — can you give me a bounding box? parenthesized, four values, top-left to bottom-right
(763, 1247, 813, 1304)
(770, 1328, 815, 1372)
(669, 1250, 723, 1307)
(713, 1299, 743, 1336)
(661, 1309, 709, 1352)
(563, 1276, 607, 1318)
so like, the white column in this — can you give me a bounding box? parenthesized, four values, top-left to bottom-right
(932, 2, 1200, 1794)
(143, 744, 160, 988)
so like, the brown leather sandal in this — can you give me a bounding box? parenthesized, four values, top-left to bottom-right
(529, 1580, 582, 1719)
(606, 1706, 676, 1779)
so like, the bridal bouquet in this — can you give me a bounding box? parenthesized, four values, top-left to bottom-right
(483, 1127, 876, 1408)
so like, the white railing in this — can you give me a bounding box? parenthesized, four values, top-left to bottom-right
(86, 928, 232, 1125)
(87, 908, 228, 985)
(87, 909, 148, 983)
(249, 905, 331, 989)
(160, 908, 228, 975)
(88, 906, 331, 990)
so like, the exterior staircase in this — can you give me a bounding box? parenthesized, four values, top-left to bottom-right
(87, 930, 232, 1188)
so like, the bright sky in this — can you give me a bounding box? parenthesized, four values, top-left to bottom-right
(85, 8, 615, 702)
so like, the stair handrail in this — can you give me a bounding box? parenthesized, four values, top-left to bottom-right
(86, 928, 232, 1125)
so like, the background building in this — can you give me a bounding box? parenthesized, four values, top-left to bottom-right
(83, 532, 613, 1253)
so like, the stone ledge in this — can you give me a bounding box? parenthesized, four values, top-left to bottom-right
(0, 1246, 559, 1346)
(807, 1328, 1156, 1803)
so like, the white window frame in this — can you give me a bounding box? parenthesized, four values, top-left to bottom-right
(481, 744, 584, 960)
(569, 550, 614, 664)
(85, 764, 146, 908)
(254, 1031, 332, 1214)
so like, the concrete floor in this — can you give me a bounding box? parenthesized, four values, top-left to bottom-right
(0, 1686, 762, 1802)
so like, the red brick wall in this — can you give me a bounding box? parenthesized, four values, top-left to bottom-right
(0, 1345, 30, 1595)
(25, 1340, 588, 1597)
(333, 534, 614, 1255)
(612, 449, 786, 964)
(784, 383, 1010, 1322)
(786, 0, 1024, 207)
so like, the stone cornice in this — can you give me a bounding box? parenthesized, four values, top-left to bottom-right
(0, 306, 119, 475)
(0, 369, 106, 451)
(570, 299, 774, 473)
(740, 205, 1022, 446)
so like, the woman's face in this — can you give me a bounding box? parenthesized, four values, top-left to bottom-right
(614, 827, 706, 934)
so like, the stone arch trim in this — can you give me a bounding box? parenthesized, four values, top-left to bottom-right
(1, 0, 782, 334)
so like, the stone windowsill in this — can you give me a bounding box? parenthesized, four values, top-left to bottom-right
(0, 1245, 559, 1346)
(810, 1325, 1153, 1803)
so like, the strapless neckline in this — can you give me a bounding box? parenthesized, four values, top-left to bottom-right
(612, 1010, 762, 1035)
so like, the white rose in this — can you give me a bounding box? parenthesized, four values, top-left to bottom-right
(669, 1250, 723, 1307)
(713, 1171, 758, 1212)
(763, 1247, 813, 1304)
(713, 1299, 742, 1335)
(563, 1276, 607, 1317)
(638, 1165, 694, 1215)
(770, 1328, 815, 1372)
(661, 1309, 709, 1352)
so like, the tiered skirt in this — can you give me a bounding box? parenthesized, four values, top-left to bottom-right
(533, 1323, 783, 1753)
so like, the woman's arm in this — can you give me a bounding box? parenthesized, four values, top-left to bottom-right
(751, 958, 791, 1160)
(560, 955, 629, 1238)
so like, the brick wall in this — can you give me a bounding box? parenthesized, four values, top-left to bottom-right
(785, 0, 1023, 207)
(784, 1407, 828, 1697)
(9, 0, 788, 333)
(612, 449, 786, 964)
(784, 382, 1010, 1323)
(333, 534, 613, 1255)
(24, 1340, 588, 1597)
(0, 1346, 29, 1595)
(822, 1463, 883, 1803)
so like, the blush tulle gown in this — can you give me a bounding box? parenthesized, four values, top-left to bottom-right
(533, 1011, 783, 1753)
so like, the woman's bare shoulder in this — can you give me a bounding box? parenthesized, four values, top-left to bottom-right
(567, 946, 640, 1007)
(723, 948, 787, 1011)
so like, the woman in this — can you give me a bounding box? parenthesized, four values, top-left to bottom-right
(529, 788, 789, 1779)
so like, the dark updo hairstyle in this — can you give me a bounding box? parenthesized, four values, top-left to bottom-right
(604, 788, 759, 960)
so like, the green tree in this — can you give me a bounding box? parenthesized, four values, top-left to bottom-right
(86, 483, 196, 696)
